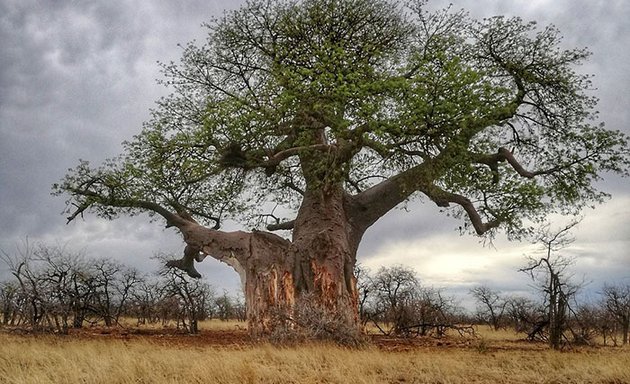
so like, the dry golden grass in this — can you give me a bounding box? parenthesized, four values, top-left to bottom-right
(198, 319, 248, 331)
(0, 326, 628, 384)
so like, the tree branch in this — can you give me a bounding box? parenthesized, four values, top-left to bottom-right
(266, 220, 295, 231)
(349, 157, 501, 237)
(261, 144, 334, 168)
(475, 147, 595, 182)
(419, 184, 501, 235)
(348, 161, 434, 234)
(65, 186, 187, 228)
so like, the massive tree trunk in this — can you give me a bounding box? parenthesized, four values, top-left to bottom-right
(288, 187, 360, 334)
(171, 185, 362, 340)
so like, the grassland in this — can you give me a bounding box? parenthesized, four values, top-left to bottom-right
(0, 322, 628, 384)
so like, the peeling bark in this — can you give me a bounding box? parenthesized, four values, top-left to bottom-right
(167, 186, 362, 338)
(289, 186, 360, 330)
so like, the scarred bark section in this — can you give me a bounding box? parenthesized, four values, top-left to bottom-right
(241, 231, 293, 336)
(290, 186, 360, 329)
(169, 217, 299, 337)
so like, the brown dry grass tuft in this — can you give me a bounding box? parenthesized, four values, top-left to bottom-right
(0, 325, 628, 384)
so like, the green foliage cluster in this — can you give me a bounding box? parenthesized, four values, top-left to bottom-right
(55, 0, 629, 238)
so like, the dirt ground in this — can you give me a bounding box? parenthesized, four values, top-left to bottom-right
(4, 324, 554, 353)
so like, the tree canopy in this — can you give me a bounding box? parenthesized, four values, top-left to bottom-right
(56, 0, 629, 246)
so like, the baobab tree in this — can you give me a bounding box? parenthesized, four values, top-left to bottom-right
(54, 0, 629, 338)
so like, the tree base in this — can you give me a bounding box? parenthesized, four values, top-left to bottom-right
(261, 293, 364, 347)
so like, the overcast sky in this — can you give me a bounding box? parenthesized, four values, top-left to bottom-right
(1, 0, 628, 304)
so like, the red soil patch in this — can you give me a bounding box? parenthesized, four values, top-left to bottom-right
(75, 326, 255, 348)
(2, 325, 555, 352)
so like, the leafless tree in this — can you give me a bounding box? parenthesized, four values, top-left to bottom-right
(1, 241, 49, 330)
(370, 265, 420, 335)
(354, 264, 373, 326)
(157, 253, 215, 333)
(520, 220, 582, 349)
(0, 241, 90, 333)
(569, 303, 603, 346)
(213, 290, 246, 321)
(410, 286, 461, 337)
(1, 242, 247, 332)
(88, 259, 142, 327)
(129, 279, 163, 325)
(470, 285, 508, 330)
(35, 244, 86, 334)
(68, 267, 100, 328)
(362, 265, 463, 337)
(596, 304, 621, 346)
(91, 259, 121, 326)
(601, 283, 630, 345)
(113, 266, 143, 324)
(0, 281, 19, 325)
(504, 295, 546, 339)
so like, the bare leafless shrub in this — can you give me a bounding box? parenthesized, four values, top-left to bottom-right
(358, 265, 464, 338)
(569, 304, 600, 346)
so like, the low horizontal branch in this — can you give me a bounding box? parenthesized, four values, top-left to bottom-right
(266, 220, 295, 231)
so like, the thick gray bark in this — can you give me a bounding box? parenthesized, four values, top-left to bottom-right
(167, 186, 362, 337)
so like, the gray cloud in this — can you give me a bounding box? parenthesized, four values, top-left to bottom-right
(1, 0, 628, 297)
(361, 0, 630, 285)
(0, 0, 244, 289)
